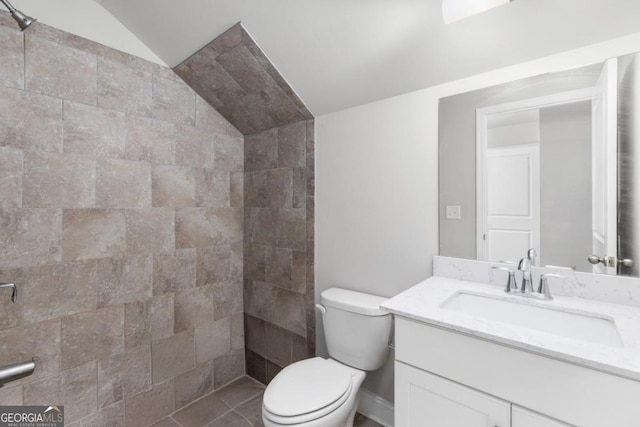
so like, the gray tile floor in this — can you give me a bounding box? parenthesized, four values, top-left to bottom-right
(152, 376, 383, 427)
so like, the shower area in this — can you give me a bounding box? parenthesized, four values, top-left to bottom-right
(0, 7, 314, 426)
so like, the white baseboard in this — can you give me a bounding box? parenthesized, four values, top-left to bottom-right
(358, 389, 394, 426)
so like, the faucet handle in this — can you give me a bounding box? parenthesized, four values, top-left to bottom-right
(537, 273, 564, 300)
(0, 283, 17, 303)
(492, 267, 517, 293)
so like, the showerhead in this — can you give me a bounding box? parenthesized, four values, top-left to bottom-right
(0, 0, 36, 31)
(10, 8, 36, 30)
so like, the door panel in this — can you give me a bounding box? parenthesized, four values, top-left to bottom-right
(395, 361, 510, 427)
(513, 406, 573, 427)
(487, 229, 532, 262)
(481, 145, 540, 262)
(487, 153, 532, 216)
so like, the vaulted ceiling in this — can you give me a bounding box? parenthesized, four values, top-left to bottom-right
(72, 1, 640, 114)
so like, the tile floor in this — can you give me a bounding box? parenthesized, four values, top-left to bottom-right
(152, 376, 383, 427)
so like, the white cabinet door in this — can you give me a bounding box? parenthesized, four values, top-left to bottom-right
(513, 406, 573, 427)
(395, 361, 510, 427)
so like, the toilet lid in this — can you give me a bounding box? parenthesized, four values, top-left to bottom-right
(263, 358, 353, 418)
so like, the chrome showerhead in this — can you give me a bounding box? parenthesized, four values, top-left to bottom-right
(10, 8, 36, 30)
(0, 0, 36, 31)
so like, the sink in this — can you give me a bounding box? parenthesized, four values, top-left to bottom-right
(441, 292, 623, 347)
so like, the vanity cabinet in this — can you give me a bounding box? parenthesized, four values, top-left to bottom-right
(511, 407, 571, 427)
(394, 317, 640, 427)
(396, 362, 569, 427)
(396, 361, 510, 427)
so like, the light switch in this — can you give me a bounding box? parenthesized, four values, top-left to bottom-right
(446, 205, 461, 220)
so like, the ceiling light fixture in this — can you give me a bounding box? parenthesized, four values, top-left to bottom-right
(442, 0, 511, 24)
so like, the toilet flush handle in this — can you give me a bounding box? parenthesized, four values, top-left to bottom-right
(315, 304, 326, 317)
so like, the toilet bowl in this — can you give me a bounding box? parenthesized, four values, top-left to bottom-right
(262, 288, 392, 427)
(262, 358, 365, 427)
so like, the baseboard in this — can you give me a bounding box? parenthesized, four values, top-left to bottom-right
(358, 389, 394, 426)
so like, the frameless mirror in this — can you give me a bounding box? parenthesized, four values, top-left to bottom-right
(439, 53, 640, 277)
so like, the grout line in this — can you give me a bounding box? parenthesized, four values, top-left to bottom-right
(192, 89, 197, 129)
(242, 374, 266, 387)
(94, 51, 98, 107)
(204, 408, 234, 426)
(168, 415, 185, 427)
(22, 30, 26, 91)
(229, 389, 264, 410)
(234, 409, 256, 427)
(60, 99, 65, 155)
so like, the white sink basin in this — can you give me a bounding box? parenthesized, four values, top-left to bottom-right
(441, 292, 623, 347)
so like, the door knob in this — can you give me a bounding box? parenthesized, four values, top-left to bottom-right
(588, 255, 610, 266)
(587, 255, 634, 268)
(620, 258, 634, 268)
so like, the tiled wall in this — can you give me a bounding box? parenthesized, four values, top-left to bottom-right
(243, 120, 315, 383)
(174, 23, 316, 384)
(0, 14, 245, 427)
(174, 23, 314, 136)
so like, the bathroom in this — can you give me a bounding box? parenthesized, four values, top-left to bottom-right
(1, 0, 640, 426)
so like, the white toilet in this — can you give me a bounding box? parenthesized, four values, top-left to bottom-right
(262, 288, 392, 427)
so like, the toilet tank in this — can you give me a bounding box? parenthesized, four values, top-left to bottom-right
(319, 288, 392, 371)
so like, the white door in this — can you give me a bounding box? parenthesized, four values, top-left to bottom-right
(395, 362, 511, 427)
(513, 406, 573, 427)
(591, 58, 618, 274)
(479, 145, 540, 263)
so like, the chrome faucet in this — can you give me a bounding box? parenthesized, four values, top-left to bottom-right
(527, 248, 537, 266)
(496, 251, 563, 300)
(517, 258, 533, 294)
(537, 273, 563, 300)
(492, 266, 518, 293)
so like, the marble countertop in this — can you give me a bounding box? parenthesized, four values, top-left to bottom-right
(381, 276, 640, 381)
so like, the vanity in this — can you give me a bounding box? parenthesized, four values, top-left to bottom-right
(382, 257, 640, 427)
(391, 43, 640, 427)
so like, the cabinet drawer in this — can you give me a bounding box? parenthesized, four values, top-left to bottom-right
(395, 316, 640, 427)
(396, 361, 510, 427)
(512, 406, 573, 427)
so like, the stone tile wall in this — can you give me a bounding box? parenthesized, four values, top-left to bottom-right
(243, 120, 315, 383)
(174, 23, 314, 135)
(174, 23, 316, 385)
(0, 13, 245, 427)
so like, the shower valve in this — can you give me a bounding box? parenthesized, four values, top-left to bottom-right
(0, 283, 17, 303)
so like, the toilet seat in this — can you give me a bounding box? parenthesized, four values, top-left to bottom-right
(263, 358, 356, 425)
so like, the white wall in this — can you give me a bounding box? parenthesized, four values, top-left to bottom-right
(15, 0, 165, 65)
(315, 31, 640, 405)
(316, 86, 440, 406)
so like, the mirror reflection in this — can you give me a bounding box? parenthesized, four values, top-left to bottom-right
(439, 54, 639, 277)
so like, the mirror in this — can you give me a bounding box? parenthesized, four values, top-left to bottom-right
(439, 53, 640, 277)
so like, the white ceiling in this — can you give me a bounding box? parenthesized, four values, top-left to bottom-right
(97, 0, 640, 115)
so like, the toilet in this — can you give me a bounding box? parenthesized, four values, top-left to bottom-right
(262, 288, 392, 427)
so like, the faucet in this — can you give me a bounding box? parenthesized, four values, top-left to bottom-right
(497, 252, 564, 300)
(537, 273, 563, 300)
(527, 248, 537, 266)
(492, 266, 518, 293)
(517, 258, 533, 294)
